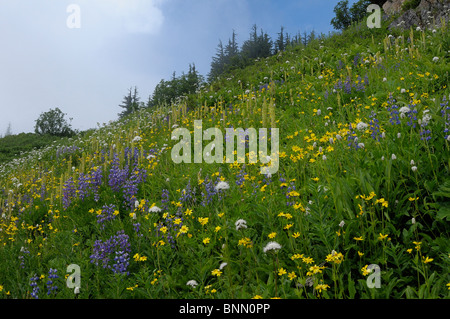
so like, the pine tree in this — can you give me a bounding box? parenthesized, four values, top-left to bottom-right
(224, 30, 240, 67)
(275, 26, 285, 53)
(241, 24, 273, 61)
(118, 87, 140, 119)
(208, 40, 226, 82)
(4, 122, 12, 137)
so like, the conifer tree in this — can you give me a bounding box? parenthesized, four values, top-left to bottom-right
(118, 86, 140, 119)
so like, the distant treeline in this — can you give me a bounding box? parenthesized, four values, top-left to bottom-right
(207, 24, 315, 82)
(118, 24, 324, 118)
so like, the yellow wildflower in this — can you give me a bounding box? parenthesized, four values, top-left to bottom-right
(211, 269, 222, 277)
(278, 268, 287, 276)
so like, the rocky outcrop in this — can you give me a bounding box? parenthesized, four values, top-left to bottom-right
(383, 0, 408, 15)
(385, 0, 450, 30)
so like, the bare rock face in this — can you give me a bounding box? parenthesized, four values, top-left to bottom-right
(386, 0, 450, 30)
(383, 0, 408, 15)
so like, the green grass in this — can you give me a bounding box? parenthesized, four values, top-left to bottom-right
(0, 133, 63, 164)
(0, 20, 449, 299)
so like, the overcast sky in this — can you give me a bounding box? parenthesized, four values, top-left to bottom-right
(0, 0, 354, 134)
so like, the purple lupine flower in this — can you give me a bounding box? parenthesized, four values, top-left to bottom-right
(235, 165, 247, 187)
(179, 180, 196, 205)
(369, 112, 381, 141)
(344, 77, 352, 94)
(46, 268, 59, 296)
(77, 173, 91, 201)
(96, 204, 117, 230)
(133, 222, 142, 236)
(62, 178, 76, 210)
(353, 53, 361, 67)
(334, 79, 343, 90)
(30, 275, 40, 299)
(161, 189, 170, 211)
(355, 75, 366, 92)
(406, 104, 418, 128)
(200, 176, 218, 206)
(108, 153, 129, 193)
(123, 160, 147, 210)
(112, 250, 130, 275)
(90, 230, 131, 275)
(19, 246, 30, 268)
(56, 145, 81, 159)
(91, 166, 103, 202)
(347, 123, 361, 150)
(387, 95, 401, 126)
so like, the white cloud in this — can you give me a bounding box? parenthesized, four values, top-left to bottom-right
(92, 0, 165, 34)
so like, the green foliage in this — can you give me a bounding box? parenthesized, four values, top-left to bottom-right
(402, 0, 421, 11)
(148, 64, 203, 108)
(331, 0, 373, 30)
(34, 107, 76, 137)
(0, 133, 62, 164)
(118, 86, 142, 119)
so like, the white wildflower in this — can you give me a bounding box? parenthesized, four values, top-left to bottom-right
(263, 241, 282, 254)
(356, 122, 369, 131)
(422, 113, 432, 126)
(219, 262, 228, 270)
(391, 154, 397, 160)
(215, 181, 230, 191)
(411, 166, 418, 172)
(148, 205, 162, 213)
(339, 220, 345, 228)
(399, 106, 410, 118)
(186, 280, 198, 288)
(432, 56, 439, 62)
(410, 160, 415, 166)
(235, 219, 247, 231)
(411, 217, 416, 224)
(132, 136, 142, 143)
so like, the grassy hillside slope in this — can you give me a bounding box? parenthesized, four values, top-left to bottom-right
(0, 21, 449, 299)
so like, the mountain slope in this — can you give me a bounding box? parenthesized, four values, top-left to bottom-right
(0, 20, 449, 299)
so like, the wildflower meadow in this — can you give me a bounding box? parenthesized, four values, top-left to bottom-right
(0, 19, 449, 300)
